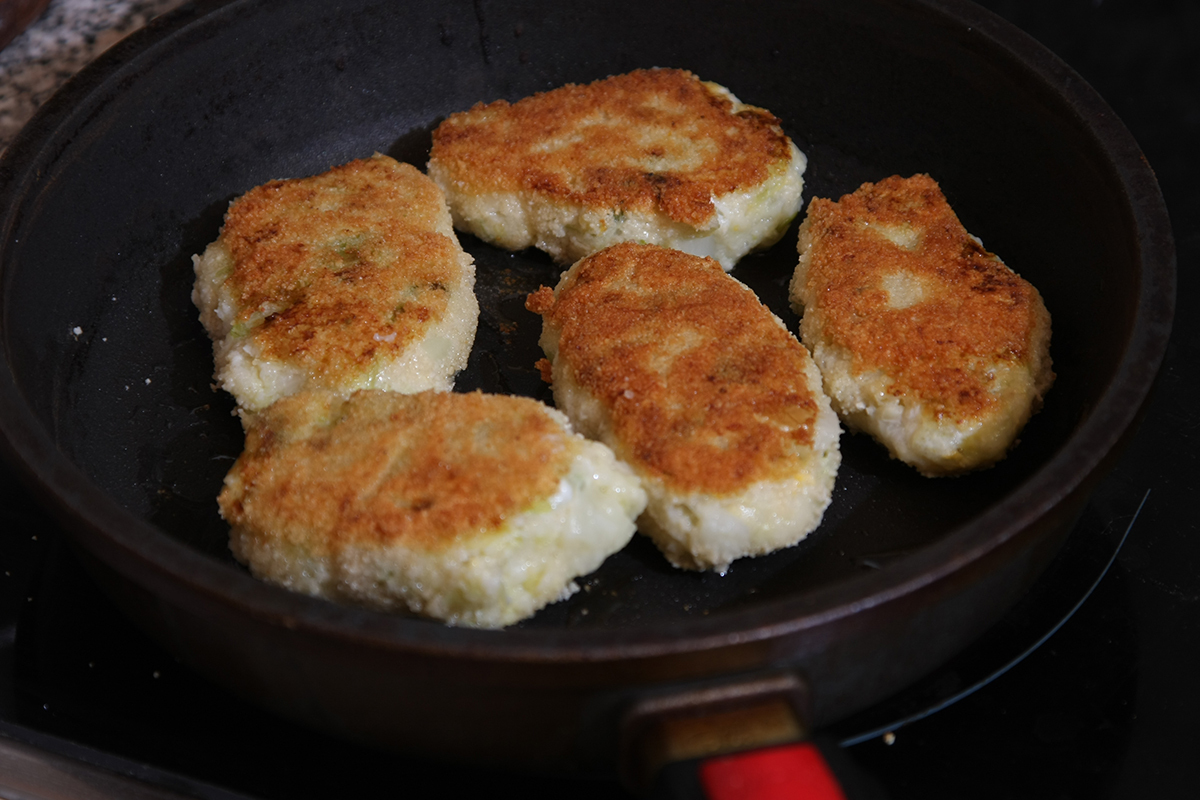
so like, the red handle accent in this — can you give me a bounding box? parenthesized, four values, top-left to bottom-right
(699, 742, 848, 800)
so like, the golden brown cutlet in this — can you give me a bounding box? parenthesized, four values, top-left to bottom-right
(428, 68, 806, 270)
(219, 388, 646, 628)
(192, 154, 477, 414)
(527, 242, 840, 573)
(789, 174, 1054, 476)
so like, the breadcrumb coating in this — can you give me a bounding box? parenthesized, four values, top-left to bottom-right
(529, 243, 840, 572)
(789, 174, 1054, 475)
(429, 68, 804, 269)
(192, 154, 477, 413)
(220, 389, 646, 627)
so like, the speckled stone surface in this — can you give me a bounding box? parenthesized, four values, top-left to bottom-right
(0, 0, 188, 153)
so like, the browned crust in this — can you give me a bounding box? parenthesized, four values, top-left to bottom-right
(220, 155, 461, 379)
(429, 68, 794, 227)
(219, 390, 574, 553)
(801, 174, 1050, 421)
(528, 243, 820, 495)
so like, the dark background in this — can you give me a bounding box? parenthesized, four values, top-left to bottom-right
(0, 0, 1196, 798)
(875, 1, 1198, 796)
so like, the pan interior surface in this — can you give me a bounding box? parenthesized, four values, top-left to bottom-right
(0, 0, 1160, 646)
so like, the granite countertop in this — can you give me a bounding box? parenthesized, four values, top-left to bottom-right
(0, 0, 188, 153)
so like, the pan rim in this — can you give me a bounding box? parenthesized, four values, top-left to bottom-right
(0, 0, 1175, 663)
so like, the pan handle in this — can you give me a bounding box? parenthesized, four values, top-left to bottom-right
(619, 671, 887, 799)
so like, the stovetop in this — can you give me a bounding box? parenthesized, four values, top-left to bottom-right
(0, 1, 1196, 798)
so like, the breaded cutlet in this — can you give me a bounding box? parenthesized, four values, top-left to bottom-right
(527, 243, 841, 573)
(192, 154, 478, 415)
(218, 389, 647, 628)
(428, 68, 805, 271)
(789, 174, 1054, 476)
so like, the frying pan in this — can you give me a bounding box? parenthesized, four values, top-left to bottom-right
(0, 0, 1174, 792)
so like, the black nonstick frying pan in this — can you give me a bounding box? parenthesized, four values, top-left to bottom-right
(0, 0, 1174, 793)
